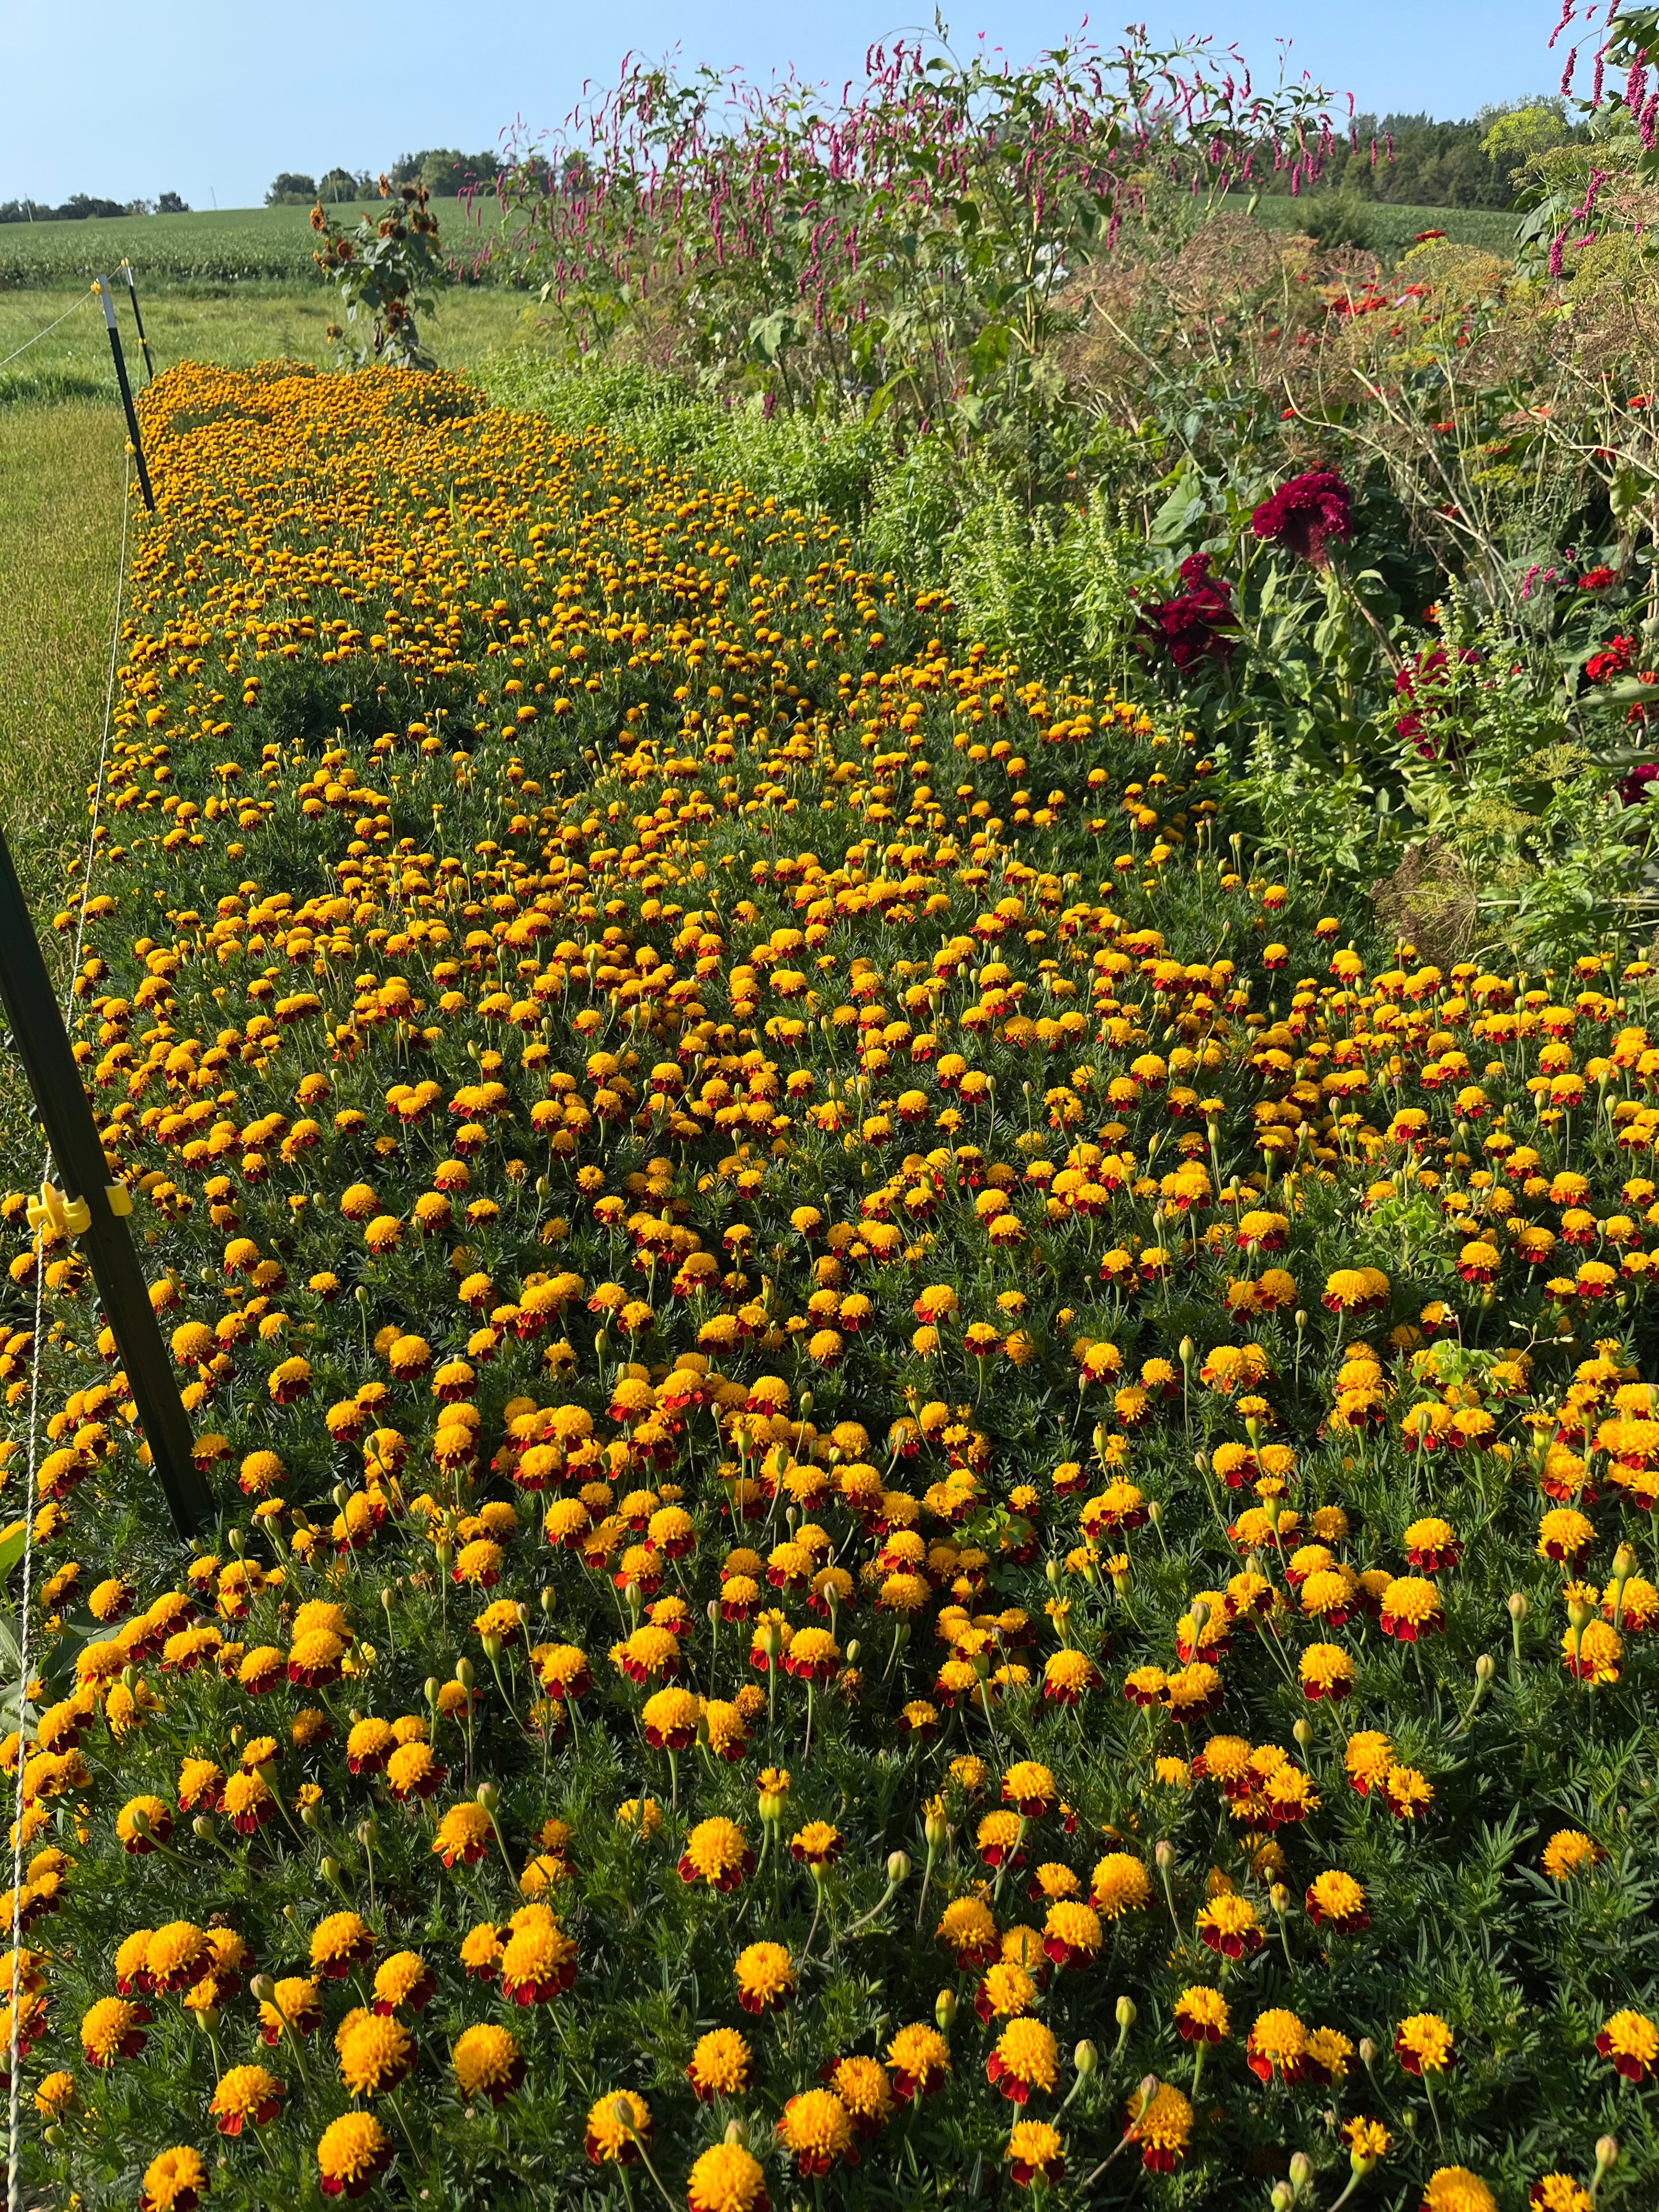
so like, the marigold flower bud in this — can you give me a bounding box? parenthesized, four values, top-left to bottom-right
(1289, 2153, 1313, 2188)
(476, 1782, 499, 1814)
(1595, 2136, 1619, 2173)
(887, 1851, 911, 1884)
(1116, 1995, 1138, 2030)
(724, 2118, 748, 2147)
(1474, 1654, 1494, 1683)
(1508, 1592, 1528, 1621)
(455, 1659, 475, 1690)
(1154, 1841, 1173, 1871)
(935, 1988, 957, 2032)
(1075, 2038, 1098, 2076)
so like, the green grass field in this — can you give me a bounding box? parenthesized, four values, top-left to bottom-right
(0, 196, 509, 287)
(1241, 191, 1520, 254)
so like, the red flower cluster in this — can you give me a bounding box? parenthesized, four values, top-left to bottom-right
(1138, 554, 1236, 672)
(1250, 470, 1352, 566)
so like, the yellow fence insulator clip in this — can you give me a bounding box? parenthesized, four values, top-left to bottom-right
(105, 1183, 133, 1220)
(25, 1183, 91, 1238)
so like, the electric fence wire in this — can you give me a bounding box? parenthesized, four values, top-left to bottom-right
(0, 290, 97, 378)
(4, 409, 135, 2211)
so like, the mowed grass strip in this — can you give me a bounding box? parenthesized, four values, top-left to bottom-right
(0, 397, 128, 1177)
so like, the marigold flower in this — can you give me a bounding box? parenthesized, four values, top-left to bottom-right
(936, 1894, 1000, 1967)
(1089, 1852, 1150, 1920)
(1395, 2012, 1454, 2075)
(1421, 2170, 1497, 2212)
(886, 2021, 952, 2100)
(585, 2088, 650, 2164)
(686, 2142, 771, 2212)
(778, 2086, 856, 2173)
(140, 2147, 207, 2212)
(1246, 2006, 1307, 2083)
(1306, 1869, 1369, 1932)
(317, 2111, 393, 2198)
(1006, 2119, 1065, 2187)
(987, 2016, 1059, 2102)
(1541, 1829, 1602, 1880)
(81, 1995, 150, 2066)
(434, 1802, 494, 1869)
(824, 2052, 891, 2134)
(146, 1921, 209, 1992)
(734, 1939, 795, 2013)
(258, 1975, 321, 2044)
(311, 1911, 375, 1979)
(1175, 1985, 1229, 2042)
(640, 1685, 700, 1749)
(211, 2063, 285, 2135)
(498, 1905, 577, 2004)
(1597, 2006, 1659, 2081)
(1379, 1575, 1441, 1642)
(1125, 2079, 1193, 2171)
(337, 2011, 414, 2097)
(1197, 1893, 1262, 1959)
(451, 2022, 522, 2105)
(687, 2025, 752, 2100)
(679, 1816, 753, 1890)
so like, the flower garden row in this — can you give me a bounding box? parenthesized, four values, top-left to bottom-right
(3, 357, 1658, 2210)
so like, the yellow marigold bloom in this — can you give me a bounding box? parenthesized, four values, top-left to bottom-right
(310, 1910, 375, 1978)
(886, 2020, 952, 2100)
(316, 2112, 393, 2196)
(826, 2051, 891, 2129)
(210, 2062, 285, 2135)
(988, 2016, 1058, 2101)
(1000, 1760, 1055, 1816)
(585, 2088, 650, 2163)
(81, 1995, 148, 2069)
(1394, 2012, 1454, 2075)
(1090, 1852, 1150, 1920)
(687, 2142, 769, 2212)
(373, 1950, 434, 2013)
(32, 2070, 74, 2120)
(687, 2025, 752, 2100)
(616, 1797, 664, 1836)
(140, 2147, 207, 2212)
(1006, 2118, 1065, 2186)
(1344, 1729, 1394, 1795)
(1246, 2007, 1306, 2083)
(1421, 2170, 1497, 2212)
(777, 2086, 856, 2170)
(1125, 2079, 1193, 2170)
(679, 1816, 752, 1889)
(452, 2022, 522, 2106)
(980, 1960, 1037, 2018)
(734, 1939, 794, 2013)
(1344, 2116, 1391, 2166)
(1541, 1828, 1602, 1880)
(337, 2011, 414, 2096)
(433, 1802, 494, 1869)
(1527, 2180, 1590, 2212)
(937, 1894, 999, 1965)
(1598, 2006, 1659, 2081)
(1306, 1869, 1369, 1933)
(1174, 1984, 1229, 2042)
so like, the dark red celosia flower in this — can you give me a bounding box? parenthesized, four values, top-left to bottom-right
(1251, 470, 1352, 565)
(1138, 554, 1236, 671)
(1620, 763, 1659, 806)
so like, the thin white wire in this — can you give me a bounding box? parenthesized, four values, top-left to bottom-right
(0, 293, 97, 377)
(6, 433, 133, 2212)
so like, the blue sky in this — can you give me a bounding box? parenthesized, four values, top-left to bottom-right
(7, 1, 1567, 209)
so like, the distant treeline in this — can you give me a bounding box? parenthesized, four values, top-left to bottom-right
(0, 192, 188, 222)
(264, 150, 506, 206)
(1256, 99, 1589, 209)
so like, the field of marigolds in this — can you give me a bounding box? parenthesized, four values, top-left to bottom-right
(5, 354, 1659, 2212)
